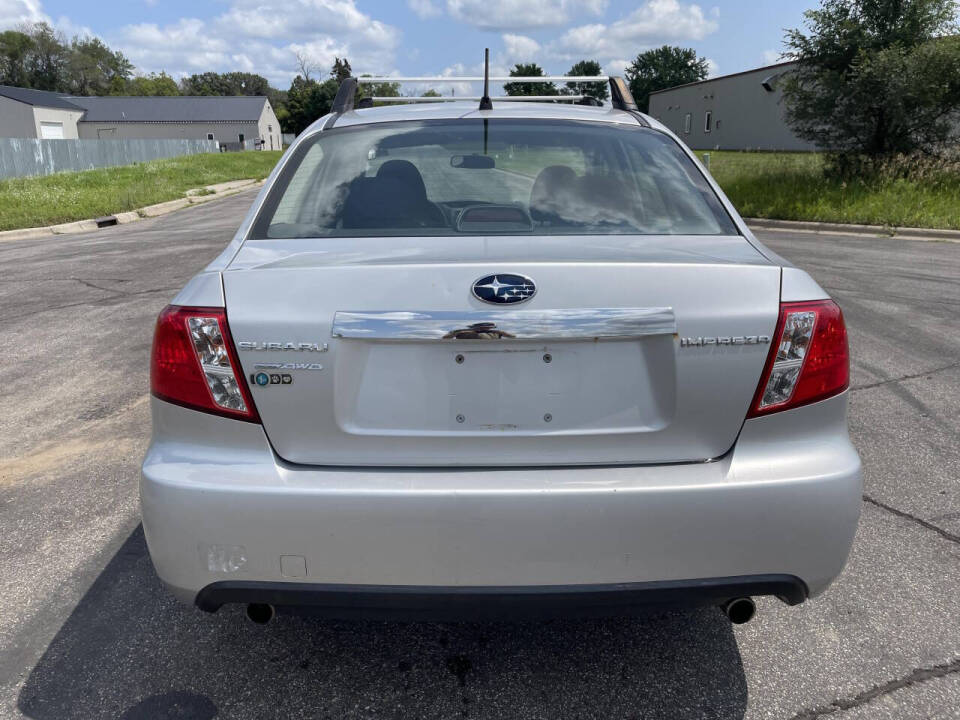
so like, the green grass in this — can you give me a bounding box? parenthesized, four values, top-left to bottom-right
(6, 147, 957, 233)
(0, 151, 283, 232)
(696, 151, 960, 230)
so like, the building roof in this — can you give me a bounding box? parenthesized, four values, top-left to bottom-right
(67, 95, 269, 123)
(0, 85, 84, 111)
(648, 61, 797, 97)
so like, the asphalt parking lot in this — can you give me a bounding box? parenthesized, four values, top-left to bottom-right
(1, 191, 958, 719)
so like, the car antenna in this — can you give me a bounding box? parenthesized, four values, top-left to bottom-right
(478, 48, 492, 111)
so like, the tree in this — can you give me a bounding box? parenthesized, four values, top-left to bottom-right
(625, 46, 709, 112)
(67, 36, 133, 96)
(180, 71, 271, 96)
(0, 30, 35, 87)
(782, 0, 960, 158)
(356, 74, 401, 104)
(179, 72, 226, 95)
(23, 23, 69, 91)
(562, 60, 609, 103)
(503, 63, 557, 96)
(286, 75, 338, 134)
(124, 72, 179, 96)
(295, 51, 317, 82)
(331, 57, 352, 82)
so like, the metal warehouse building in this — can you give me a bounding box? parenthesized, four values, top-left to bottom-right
(0, 86, 85, 139)
(0, 87, 282, 150)
(69, 96, 282, 150)
(648, 62, 818, 152)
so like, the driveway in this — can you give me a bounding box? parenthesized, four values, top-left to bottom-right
(1, 193, 958, 719)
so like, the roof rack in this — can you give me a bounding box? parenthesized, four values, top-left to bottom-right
(366, 95, 589, 103)
(330, 48, 640, 116)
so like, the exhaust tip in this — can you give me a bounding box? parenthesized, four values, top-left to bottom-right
(722, 597, 756, 624)
(246, 603, 275, 624)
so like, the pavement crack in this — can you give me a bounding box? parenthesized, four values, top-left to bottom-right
(788, 657, 960, 719)
(851, 361, 960, 392)
(863, 494, 960, 544)
(73, 278, 130, 295)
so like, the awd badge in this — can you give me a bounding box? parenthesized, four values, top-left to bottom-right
(252, 372, 292, 386)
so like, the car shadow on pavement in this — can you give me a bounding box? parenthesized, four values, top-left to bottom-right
(19, 526, 747, 720)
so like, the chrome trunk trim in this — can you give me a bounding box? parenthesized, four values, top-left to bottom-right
(331, 308, 676, 341)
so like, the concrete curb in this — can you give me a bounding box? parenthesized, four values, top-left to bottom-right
(746, 217, 960, 243)
(0, 178, 263, 244)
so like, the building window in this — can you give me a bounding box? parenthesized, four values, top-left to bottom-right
(268, 125, 272, 132)
(207, 133, 215, 141)
(683, 113, 692, 134)
(704, 111, 713, 133)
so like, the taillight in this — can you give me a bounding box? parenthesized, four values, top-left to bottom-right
(748, 300, 849, 417)
(150, 305, 260, 422)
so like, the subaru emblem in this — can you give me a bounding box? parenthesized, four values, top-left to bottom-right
(472, 274, 536, 305)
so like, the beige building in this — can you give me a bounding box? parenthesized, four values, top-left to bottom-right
(71, 96, 283, 150)
(648, 62, 818, 152)
(0, 86, 281, 150)
(0, 86, 85, 139)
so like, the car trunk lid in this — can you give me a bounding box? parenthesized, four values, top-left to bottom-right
(223, 235, 780, 467)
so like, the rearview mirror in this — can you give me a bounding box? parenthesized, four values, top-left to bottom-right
(450, 154, 495, 169)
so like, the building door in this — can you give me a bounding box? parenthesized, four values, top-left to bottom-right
(238, 133, 245, 145)
(40, 122, 64, 139)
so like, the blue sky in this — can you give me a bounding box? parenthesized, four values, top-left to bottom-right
(2, 0, 810, 90)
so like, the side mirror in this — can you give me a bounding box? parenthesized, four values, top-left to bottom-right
(450, 154, 495, 169)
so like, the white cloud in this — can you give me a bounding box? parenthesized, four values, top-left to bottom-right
(0, 1, 97, 43)
(603, 58, 630, 76)
(2, 0, 720, 92)
(762, 49, 782, 65)
(408, 0, 442, 18)
(705, 58, 719, 77)
(550, 0, 719, 60)
(107, 0, 401, 86)
(0, 0, 400, 86)
(447, 0, 607, 31)
(0, 0, 47, 28)
(502, 33, 541, 61)
(429, 62, 480, 96)
(50, 15, 98, 41)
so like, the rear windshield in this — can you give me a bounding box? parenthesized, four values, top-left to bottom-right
(250, 119, 738, 239)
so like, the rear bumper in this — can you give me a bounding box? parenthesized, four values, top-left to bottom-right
(196, 575, 807, 620)
(141, 393, 861, 612)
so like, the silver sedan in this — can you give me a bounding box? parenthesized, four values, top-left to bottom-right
(141, 87, 860, 625)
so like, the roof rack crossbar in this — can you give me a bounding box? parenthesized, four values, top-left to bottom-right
(330, 50, 640, 115)
(370, 95, 587, 103)
(356, 76, 610, 83)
